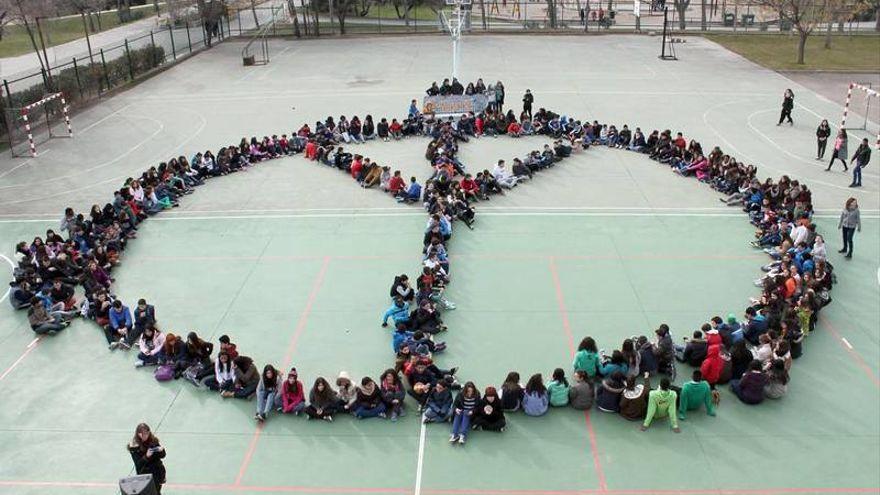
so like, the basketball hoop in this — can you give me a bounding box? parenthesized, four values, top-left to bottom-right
(441, 0, 471, 78)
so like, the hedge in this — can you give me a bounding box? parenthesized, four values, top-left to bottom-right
(1, 45, 165, 136)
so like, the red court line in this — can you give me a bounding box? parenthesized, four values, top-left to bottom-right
(233, 256, 332, 487)
(548, 256, 608, 493)
(0, 337, 41, 383)
(820, 316, 880, 389)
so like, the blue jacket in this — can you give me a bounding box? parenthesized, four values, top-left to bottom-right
(522, 390, 549, 416)
(109, 306, 133, 330)
(599, 361, 629, 377)
(382, 301, 410, 325)
(392, 330, 413, 353)
(406, 182, 422, 200)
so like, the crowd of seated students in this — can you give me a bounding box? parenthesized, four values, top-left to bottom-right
(6, 93, 836, 443)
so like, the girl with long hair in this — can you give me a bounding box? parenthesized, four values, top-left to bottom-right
(522, 373, 549, 417)
(127, 423, 166, 493)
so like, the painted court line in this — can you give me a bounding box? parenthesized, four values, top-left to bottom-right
(548, 256, 608, 492)
(0, 253, 14, 304)
(0, 337, 42, 383)
(234, 256, 332, 486)
(414, 421, 428, 495)
(0, 479, 876, 494)
(820, 316, 880, 389)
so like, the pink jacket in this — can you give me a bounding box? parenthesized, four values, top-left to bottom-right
(138, 331, 166, 356)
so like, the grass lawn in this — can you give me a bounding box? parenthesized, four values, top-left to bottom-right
(363, 4, 439, 21)
(705, 33, 880, 71)
(0, 4, 160, 58)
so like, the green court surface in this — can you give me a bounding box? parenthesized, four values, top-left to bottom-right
(0, 34, 878, 495)
(0, 202, 878, 495)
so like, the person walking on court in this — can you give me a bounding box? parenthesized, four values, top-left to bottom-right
(838, 198, 861, 259)
(815, 120, 831, 159)
(522, 89, 534, 119)
(826, 129, 848, 171)
(777, 89, 794, 126)
(849, 138, 871, 188)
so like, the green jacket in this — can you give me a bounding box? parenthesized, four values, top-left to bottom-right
(643, 389, 679, 429)
(678, 380, 716, 420)
(573, 350, 600, 378)
(547, 380, 570, 407)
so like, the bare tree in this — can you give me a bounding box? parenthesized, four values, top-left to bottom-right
(286, 0, 301, 36)
(334, 0, 357, 33)
(545, 0, 558, 27)
(1, 0, 52, 74)
(758, 0, 831, 64)
(700, 0, 707, 29)
(0, 8, 10, 40)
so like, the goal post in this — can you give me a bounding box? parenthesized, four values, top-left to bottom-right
(841, 82, 879, 149)
(6, 92, 73, 158)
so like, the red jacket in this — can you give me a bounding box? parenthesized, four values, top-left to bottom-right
(304, 141, 317, 159)
(700, 344, 724, 385)
(388, 176, 405, 193)
(350, 159, 363, 179)
(460, 178, 478, 194)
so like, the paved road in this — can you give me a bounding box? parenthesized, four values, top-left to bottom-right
(0, 0, 284, 81)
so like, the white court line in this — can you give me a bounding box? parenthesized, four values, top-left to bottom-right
(0, 149, 53, 180)
(701, 99, 877, 196)
(3, 210, 876, 223)
(0, 116, 165, 191)
(746, 107, 879, 180)
(79, 104, 133, 134)
(257, 46, 296, 80)
(842, 338, 854, 350)
(0, 253, 13, 304)
(0, 337, 41, 383)
(413, 421, 427, 495)
(0, 110, 207, 206)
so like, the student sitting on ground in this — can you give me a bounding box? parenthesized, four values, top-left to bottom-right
(473, 386, 506, 432)
(205, 351, 235, 392)
(500, 372, 524, 412)
(450, 382, 480, 445)
(730, 360, 767, 405)
(354, 377, 386, 419)
(424, 380, 454, 423)
(678, 370, 717, 420)
(641, 377, 680, 432)
(305, 377, 338, 421)
(568, 370, 594, 410)
(596, 371, 626, 413)
(281, 368, 306, 415)
(547, 368, 570, 407)
(522, 373, 550, 417)
(135, 325, 166, 367)
(380, 369, 406, 421)
(336, 371, 358, 413)
(573, 337, 601, 379)
(225, 356, 259, 399)
(255, 365, 282, 422)
(619, 374, 650, 421)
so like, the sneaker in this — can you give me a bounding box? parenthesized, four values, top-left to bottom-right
(458, 436, 466, 445)
(134, 360, 145, 368)
(108, 341, 119, 351)
(391, 412, 398, 422)
(449, 435, 458, 443)
(379, 412, 387, 419)
(119, 342, 132, 350)
(325, 415, 333, 422)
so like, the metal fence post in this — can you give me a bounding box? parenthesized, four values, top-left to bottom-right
(73, 57, 84, 99)
(150, 29, 156, 52)
(3, 80, 13, 108)
(100, 48, 110, 92)
(125, 39, 134, 80)
(168, 24, 177, 60)
(186, 20, 193, 53)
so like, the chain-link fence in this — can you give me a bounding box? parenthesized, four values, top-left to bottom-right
(228, 0, 878, 36)
(1, 17, 229, 142)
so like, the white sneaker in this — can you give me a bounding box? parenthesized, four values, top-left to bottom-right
(449, 435, 458, 443)
(458, 436, 466, 445)
(134, 360, 145, 368)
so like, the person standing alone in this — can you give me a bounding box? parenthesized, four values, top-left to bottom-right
(815, 120, 831, 159)
(777, 89, 794, 126)
(849, 138, 871, 188)
(522, 89, 534, 119)
(838, 197, 861, 259)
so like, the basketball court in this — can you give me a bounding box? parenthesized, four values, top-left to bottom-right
(0, 34, 878, 495)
